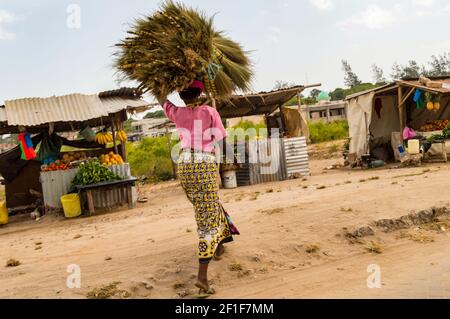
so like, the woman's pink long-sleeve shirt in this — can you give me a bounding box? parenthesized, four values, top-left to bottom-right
(163, 101, 227, 152)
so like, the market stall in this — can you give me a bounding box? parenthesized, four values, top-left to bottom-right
(346, 76, 450, 165)
(0, 88, 150, 216)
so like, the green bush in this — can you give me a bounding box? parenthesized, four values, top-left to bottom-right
(127, 137, 177, 182)
(308, 120, 349, 144)
(228, 120, 267, 141)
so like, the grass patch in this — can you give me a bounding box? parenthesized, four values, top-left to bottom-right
(260, 208, 284, 215)
(86, 282, 130, 299)
(308, 120, 349, 144)
(127, 137, 177, 182)
(398, 231, 435, 243)
(229, 263, 243, 272)
(364, 241, 384, 254)
(6, 258, 20, 267)
(304, 244, 320, 254)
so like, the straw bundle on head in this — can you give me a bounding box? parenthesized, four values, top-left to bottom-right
(115, 1, 252, 101)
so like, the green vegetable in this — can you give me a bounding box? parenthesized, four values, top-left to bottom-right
(443, 123, 450, 139)
(71, 160, 122, 187)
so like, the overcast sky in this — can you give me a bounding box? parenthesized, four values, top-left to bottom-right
(0, 0, 449, 104)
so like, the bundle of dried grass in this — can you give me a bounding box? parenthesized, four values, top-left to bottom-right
(115, 1, 252, 101)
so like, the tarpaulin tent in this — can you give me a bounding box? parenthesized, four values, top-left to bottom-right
(346, 77, 450, 161)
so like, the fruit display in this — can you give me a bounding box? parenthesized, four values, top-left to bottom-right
(424, 92, 441, 112)
(95, 132, 113, 145)
(100, 152, 124, 166)
(41, 160, 71, 172)
(71, 160, 122, 187)
(116, 130, 128, 142)
(420, 119, 449, 132)
(61, 151, 88, 164)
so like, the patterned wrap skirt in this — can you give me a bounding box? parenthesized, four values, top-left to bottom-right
(177, 150, 239, 263)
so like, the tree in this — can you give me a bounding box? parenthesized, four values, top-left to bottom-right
(273, 81, 296, 90)
(330, 88, 345, 101)
(123, 118, 135, 133)
(144, 110, 165, 119)
(391, 60, 425, 79)
(310, 89, 321, 99)
(427, 53, 450, 77)
(371, 64, 387, 85)
(341, 60, 362, 88)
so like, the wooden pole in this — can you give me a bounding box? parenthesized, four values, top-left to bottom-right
(297, 92, 310, 142)
(117, 119, 127, 162)
(278, 104, 286, 137)
(398, 85, 405, 142)
(111, 117, 118, 154)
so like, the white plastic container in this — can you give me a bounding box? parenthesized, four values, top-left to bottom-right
(408, 139, 420, 155)
(222, 170, 237, 189)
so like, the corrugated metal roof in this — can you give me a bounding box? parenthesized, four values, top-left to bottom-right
(346, 77, 450, 100)
(100, 97, 150, 114)
(345, 83, 396, 100)
(2, 93, 150, 126)
(5, 94, 107, 126)
(0, 107, 7, 122)
(208, 86, 306, 119)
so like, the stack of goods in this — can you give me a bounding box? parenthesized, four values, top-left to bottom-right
(425, 92, 442, 112)
(100, 152, 124, 166)
(41, 160, 71, 172)
(115, 1, 252, 101)
(41, 152, 89, 172)
(116, 130, 127, 142)
(420, 119, 449, 132)
(95, 132, 113, 145)
(62, 151, 88, 164)
(426, 123, 450, 143)
(71, 160, 122, 187)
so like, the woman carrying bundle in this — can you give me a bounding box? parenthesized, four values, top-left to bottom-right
(158, 79, 239, 295)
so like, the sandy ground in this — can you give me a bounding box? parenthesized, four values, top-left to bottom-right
(1, 157, 450, 299)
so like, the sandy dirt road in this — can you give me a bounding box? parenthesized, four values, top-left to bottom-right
(1, 159, 450, 299)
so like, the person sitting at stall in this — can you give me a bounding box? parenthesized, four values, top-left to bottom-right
(403, 121, 432, 153)
(403, 121, 420, 141)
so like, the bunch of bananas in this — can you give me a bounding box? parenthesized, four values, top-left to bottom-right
(116, 130, 128, 142)
(95, 132, 113, 145)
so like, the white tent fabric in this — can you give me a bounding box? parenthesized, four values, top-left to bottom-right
(369, 95, 399, 143)
(347, 92, 374, 158)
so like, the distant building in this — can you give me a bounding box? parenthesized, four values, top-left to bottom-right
(130, 118, 176, 141)
(300, 100, 347, 123)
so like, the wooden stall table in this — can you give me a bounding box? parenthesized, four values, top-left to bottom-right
(75, 178, 137, 215)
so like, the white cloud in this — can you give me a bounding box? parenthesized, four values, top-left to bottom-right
(337, 5, 396, 30)
(309, 0, 334, 11)
(411, 0, 434, 6)
(267, 26, 281, 43)
(0, 10, 16, 40)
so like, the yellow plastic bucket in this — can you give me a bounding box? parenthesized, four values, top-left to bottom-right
(61, 194, 82, 218)
(0, 201, 8, 225)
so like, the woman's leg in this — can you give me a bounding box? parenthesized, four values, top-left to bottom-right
(197, 261, 209, 288)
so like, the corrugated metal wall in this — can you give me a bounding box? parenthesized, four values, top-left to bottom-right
(234, 137, 309, 186)
(283, 137, 310, 177)
(40, 163, 134, 212)
(248, 138, 287, 184)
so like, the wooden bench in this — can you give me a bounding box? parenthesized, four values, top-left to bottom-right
(75, 178, 137, 215)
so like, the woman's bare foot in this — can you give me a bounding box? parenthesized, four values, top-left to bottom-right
(195, 280, 215, 294)
(213, 244, 225, 260)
